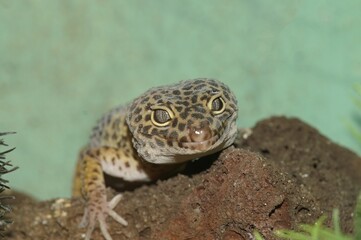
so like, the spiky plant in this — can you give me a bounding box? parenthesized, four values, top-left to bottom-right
(0, 132, 18, 234)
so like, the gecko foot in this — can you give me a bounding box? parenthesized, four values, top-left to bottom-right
(80, 193, 128, 240)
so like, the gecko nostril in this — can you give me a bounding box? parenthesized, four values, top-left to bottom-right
(189, 125, 212, 142)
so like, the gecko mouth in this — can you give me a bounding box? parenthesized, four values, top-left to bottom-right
(179, 135, 220, 151)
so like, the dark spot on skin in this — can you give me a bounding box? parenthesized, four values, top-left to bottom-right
(172, 90, 181, 95)
(92, 176, 98, 181)
(92, 168, 100, 174)
(208, 80, 218, 87)
(149, 142, 156, 148)
(141, 97, 150, 104)
(142, 125, 152, 133)
(165, 93, 173, 98)
(224, 92, 230, 101)
(116, 153, 120, 159)
(142, 133, 153, 139)
(171, 118, 178, 128)
(118, 166, 122, 171)
(104, 146, 110, 151)
(136, 165, 142, 171)
(159, 129, 168, 136)
(144, 114, 151, 122)
(112, 118, 121, 130)
(191, 95, 198, 104)
(194, 83, 206, 90)
(179, 136, 188, 142)
(155, 138, 165, 147)
(193, 79, 204, 85)
(167, 140, 173, 147)
(183, 91, 192, 95)
(191, 113, 204, 119)
(182, 84, 192, 90)
(177, 101, 190, 106)
(125, 162, 130, 168)
(151, 128, 158, 135)
(193, 106, 206, 113)
(134, 107, 142, 115)
(175, 106, 183, 112)
(200, 95, 208, 101)
(168, 131, 178, 140)
(180, 111, 189, 120)
(153, 95, 161, 100)
(111, 157, 116, 165)
(135, 115, 142, 123)
(178, 123, 185, 131)
(207, 116, 214, 124)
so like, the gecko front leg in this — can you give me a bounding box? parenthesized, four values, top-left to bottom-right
(73, 147, 128, 240)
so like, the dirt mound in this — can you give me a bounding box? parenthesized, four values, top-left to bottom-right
(5, 117, 361, 239)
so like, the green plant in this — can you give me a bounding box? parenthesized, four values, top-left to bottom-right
(253, 193, 361, 240)
(0, 132, 18, 234)
(274, 209, 353, 240)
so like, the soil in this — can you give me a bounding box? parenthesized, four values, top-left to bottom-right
(3, 117, 361, 240)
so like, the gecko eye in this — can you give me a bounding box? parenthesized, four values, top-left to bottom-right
(151, 107, 174, 127)
(207, 95, 226, 115)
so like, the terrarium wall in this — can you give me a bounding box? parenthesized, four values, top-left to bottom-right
(0, 1, 360, 200)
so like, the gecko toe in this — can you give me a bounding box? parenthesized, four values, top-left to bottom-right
(109, 193, 123, 209)
(108, 208, 128, 226)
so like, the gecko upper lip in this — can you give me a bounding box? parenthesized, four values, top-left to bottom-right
(179, 135, 220, 151)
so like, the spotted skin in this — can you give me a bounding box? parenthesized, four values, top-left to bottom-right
(72, 78, 238, 240)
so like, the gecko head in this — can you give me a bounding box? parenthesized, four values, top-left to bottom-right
(126, 78, 238, 164)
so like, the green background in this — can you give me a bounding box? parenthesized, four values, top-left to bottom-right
(1, 1, 360, 200)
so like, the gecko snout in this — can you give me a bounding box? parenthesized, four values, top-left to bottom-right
(181, 123, 217, 151)
(189, 125, 212, 142)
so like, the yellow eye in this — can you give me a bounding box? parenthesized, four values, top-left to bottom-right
(207, 95, 226, 115)
(151, 107, 174, 127)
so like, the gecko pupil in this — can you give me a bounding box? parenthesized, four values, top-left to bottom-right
(212, 97, 223, 112)
(154, 109, 171, 123)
